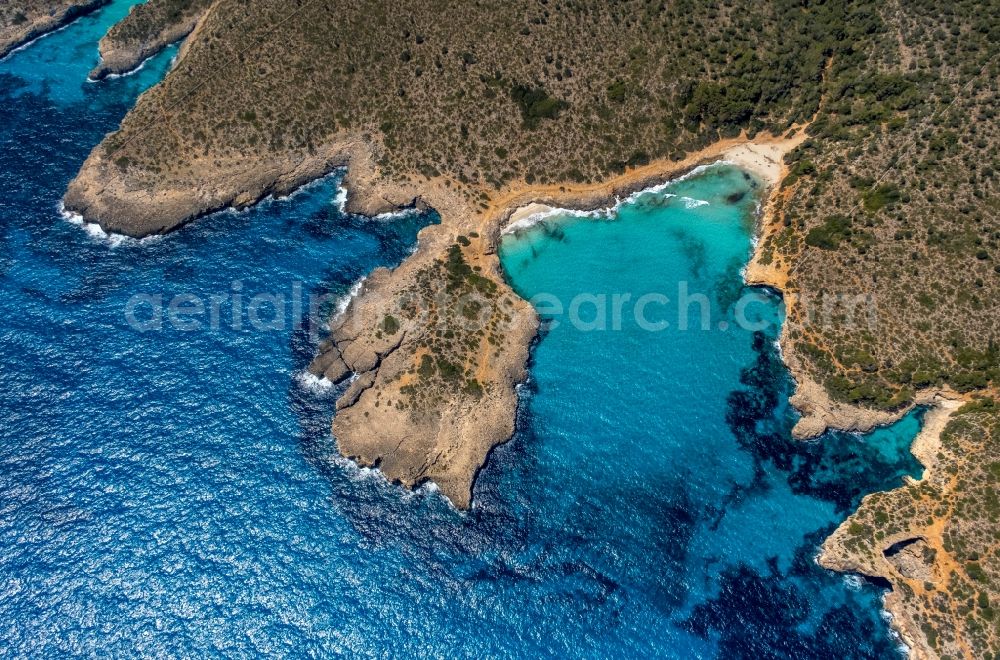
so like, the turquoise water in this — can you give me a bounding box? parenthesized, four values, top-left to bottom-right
(0, 2, 920, 656)
(498, 168, 922, 656)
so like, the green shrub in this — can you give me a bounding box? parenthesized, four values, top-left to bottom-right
(510, 84, 568, 129)
(805, 215, 852, 250)
(435, 358, 462, 381)
(861, 183, 901, 213)
(607, 80, 628, 103)
(381, 315, 400, 334)
(417, 354, 435, 377)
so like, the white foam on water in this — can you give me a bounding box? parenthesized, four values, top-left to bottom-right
(58, 201, 160, 248)
(332, 277, 366, 320)
(329, 173, 423, 221)
(327, 450, 386, 484)
(416, 480, 464, 511)
(295, 370, 333, 393)
(88, 35, 188, 83)
(325, 431, 407, 493)
(58, 201, 83, 224)
(306, 378, 460, 508)
(842, 574, 864, 591)
(622, 162, 722, 204)
(370, 207, 420, 222)
(878, 595, 912, 656)
(87, 54, 152, 82)
(680, 196, 709, 209)
(0, 19, 75, 62)
(615, 161, 727, 210)
(326, 451, 455, 507)
(333, 182, 348, 213)
(502, 160, 729, 236)
(200, 170, 343, 221)
(502, 205, 605, 235)
(623, 189, 677, 207)
(274, 169, 340, 202)
(313, 271, 368, 335)
(504, 207, 565, 234)
(748, 200, 765, 251)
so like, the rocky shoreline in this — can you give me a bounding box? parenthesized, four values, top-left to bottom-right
(817, 395, 964, 660)
(740, 136, 977, 657)
(67, 127, 886, 509)
(63, 140, 358, 237)
(65, 117, 966, 509)
(89, 18, 189, 80)
(66, 127, 817, 506)
(88, 0, 210, 80)
(65, 119, 966, 509)
(303, 132, 822, 508)
(0, 0, 108, 61)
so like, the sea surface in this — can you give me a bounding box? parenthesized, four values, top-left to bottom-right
(0, 2, 921, 656)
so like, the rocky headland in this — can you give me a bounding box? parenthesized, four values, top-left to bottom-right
(88, 0, 211, 80)
(302, 133, 812, 508)
(817, 394, 999, 659)
(0, 0, 108, 60)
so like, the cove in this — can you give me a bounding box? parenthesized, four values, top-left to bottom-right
(495, 165, 923, 656)
(0, 0, 920, 656)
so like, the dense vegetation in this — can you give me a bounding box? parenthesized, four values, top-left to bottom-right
(756, 0, 1000, 410)
(388, 236, 518, 409)
(102, 0, 844, 186)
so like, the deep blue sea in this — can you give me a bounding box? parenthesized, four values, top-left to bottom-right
(1, 2, 922, 656)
